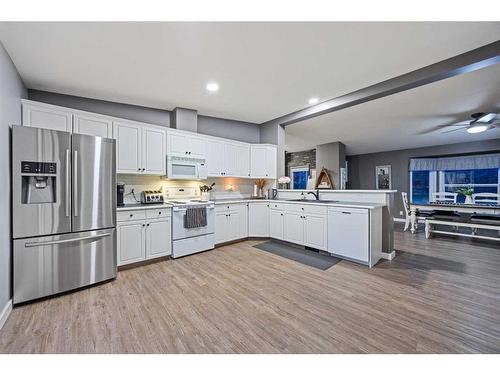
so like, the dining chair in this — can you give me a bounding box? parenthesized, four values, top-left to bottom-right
(401, 192, 434, 232)
(431, 192, 458, 203)
(472, 193, 500, 204)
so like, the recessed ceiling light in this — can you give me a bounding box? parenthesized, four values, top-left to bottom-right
(206, 82, 219, 92)
(467, 124, 488, 134)
(309, 97, 319, 105)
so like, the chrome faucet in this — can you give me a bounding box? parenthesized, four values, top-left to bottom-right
(307, 189, 320, 200)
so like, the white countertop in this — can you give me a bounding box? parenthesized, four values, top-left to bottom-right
(277, 189, 397, 194)
(117, 203, 173, 211)
(213, 199, 385, 210)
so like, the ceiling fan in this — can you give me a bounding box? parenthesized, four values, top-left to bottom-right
(438, 112, 500, 134)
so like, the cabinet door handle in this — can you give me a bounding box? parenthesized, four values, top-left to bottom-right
(142, 224, 145, 227)
(342, 211, 351, 214)
(129, 214, 133, 218)
(158, 212, 162, 215)
(137, 168, 141, 171)
(147, 223, 150, 226)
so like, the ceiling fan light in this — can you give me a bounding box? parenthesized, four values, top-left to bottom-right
(467, 124, 488, 134)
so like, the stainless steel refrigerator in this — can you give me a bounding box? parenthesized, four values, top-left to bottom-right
(12, 125, 117, 304)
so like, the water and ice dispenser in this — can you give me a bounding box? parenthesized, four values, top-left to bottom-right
(21, 161, 57, 204)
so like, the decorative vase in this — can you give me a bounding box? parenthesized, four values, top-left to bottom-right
(465, 195, 473, 205)
(201, 192, 210, 201)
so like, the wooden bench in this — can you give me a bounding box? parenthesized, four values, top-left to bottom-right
(425, 219, 500, 242)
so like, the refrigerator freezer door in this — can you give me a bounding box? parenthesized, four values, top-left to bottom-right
(13, 228, 117, 304)
(12, 126, 72, 239)
(72, 134, 116, 232)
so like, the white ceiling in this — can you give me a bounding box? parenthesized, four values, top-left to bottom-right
(285, 63, 500, 155)
(0, 22, 499, 123)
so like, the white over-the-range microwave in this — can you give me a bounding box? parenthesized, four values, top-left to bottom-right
(166, 155, 208, 180)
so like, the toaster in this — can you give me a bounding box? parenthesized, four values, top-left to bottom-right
(140, 190, 164, 204)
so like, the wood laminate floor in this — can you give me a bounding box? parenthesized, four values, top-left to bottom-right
(1, 225, 499, 353)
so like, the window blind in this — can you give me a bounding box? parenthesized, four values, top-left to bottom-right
(409, 153, 500, 171)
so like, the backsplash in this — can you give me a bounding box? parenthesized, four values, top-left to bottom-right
(117, 174, 275, 204)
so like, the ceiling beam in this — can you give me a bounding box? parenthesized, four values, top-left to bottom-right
(263, 40, 500, 127)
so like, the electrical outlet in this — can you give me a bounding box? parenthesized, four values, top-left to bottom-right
(399, 211, 403, 216)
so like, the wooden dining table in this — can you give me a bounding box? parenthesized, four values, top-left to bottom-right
(409, 202, 500, 234)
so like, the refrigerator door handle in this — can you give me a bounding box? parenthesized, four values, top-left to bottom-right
(73, 149, 78, 217)
(65, 149, 71, 217)
(24, 232, 112, 248)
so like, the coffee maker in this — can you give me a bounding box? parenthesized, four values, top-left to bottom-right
(117, 183, 125, 206)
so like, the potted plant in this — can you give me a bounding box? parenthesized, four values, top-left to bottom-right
(199, 182, 215, 201)
(278, 176, 291, 189)
(456, 186, 474, 204)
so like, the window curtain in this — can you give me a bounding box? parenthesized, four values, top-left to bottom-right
(409, 153, 500, 171)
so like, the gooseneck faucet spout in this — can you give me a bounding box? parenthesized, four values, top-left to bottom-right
(307, 189, 320, 200)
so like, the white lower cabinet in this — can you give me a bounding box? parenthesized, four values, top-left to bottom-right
(275, 204, 328, 251)
(215, 203, 248, 244)
(117, 208, 172, 266)
(248, 202, 269, 237)
(269, 209, 284, 240)
(283, 211, 304, 245)
(117, 220, 145, 266)
(145, 218, 172, 259)
(304, 214, 327, 250)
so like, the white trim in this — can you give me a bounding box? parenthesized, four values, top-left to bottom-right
(380, 251, 396, 261)
(0, 299, 13, 330)
(394, 217, 426, 224)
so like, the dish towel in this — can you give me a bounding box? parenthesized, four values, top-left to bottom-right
(184, 206, 208, 229)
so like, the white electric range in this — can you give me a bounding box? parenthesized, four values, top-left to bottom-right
(168, 199, 215, 258)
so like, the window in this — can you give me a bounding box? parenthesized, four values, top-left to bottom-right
(410, 167, 499, 204)
(410, 170, 437, 204)
(440, 168, 500, 203)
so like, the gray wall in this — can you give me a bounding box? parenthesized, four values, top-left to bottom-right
(0, 42, 27, 312)
(260, 120, 285, 177)
(29, 89, 171, 126)
(198, 115, 260, 143)
(28, 89, 261, 143)
(316, 141, 346, 189)
(347, 138, 500, 218)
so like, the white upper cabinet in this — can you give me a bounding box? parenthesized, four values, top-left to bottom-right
(73, 113, 113, 138)
(166, 130, 206, 158)
(225, 142, 250, 178)
(250, 144, 277, 179)
(22, 100, 72, 132)
(114, 120, 142, 173)
(167, 131, 190, 156)
(114, 120, 166, 175)
(22, 100, 277, 179)
(206, 138, 225, 176)
(142, 126, 166, 175)
(189, 136, 207, 158)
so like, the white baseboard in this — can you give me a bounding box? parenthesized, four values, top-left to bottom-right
(0, 299, 12, 330)
(381, 251, 396, 261)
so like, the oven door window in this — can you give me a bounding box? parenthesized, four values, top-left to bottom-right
(171, 163, 196, 177)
